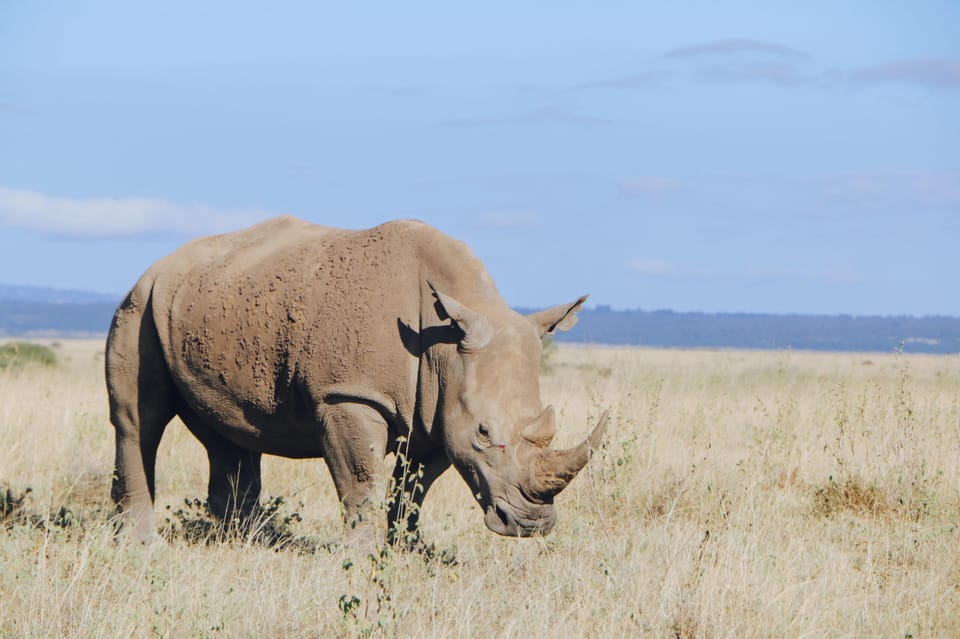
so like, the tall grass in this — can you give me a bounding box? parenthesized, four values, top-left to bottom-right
(1, 340, 957, 637)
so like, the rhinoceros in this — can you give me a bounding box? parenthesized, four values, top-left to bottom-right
(106, 216, 606, 545)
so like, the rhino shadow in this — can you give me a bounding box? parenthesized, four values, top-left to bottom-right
(397, 318, 460, 357)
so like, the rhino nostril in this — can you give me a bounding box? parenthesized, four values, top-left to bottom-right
(494, 502, 511, 528)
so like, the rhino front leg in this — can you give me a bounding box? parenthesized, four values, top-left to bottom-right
(320, 402, 389, 548)
(386, 449, 450, 549)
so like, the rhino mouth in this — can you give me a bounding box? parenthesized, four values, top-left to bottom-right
(485, 498, 556, 537)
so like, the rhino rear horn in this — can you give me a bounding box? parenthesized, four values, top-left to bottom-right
(526, 410, 609, 500)
(522, 405, 558, 448)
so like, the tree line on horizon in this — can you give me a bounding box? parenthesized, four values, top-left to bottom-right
(1, 299, 958, 354)
(522, 305, 960, 354)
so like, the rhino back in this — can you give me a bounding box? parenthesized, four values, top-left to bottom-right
(150, 216, 439, 453)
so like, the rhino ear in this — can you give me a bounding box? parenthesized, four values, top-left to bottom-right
(528, 295, 588, 337)
(429, 282, 494, 351)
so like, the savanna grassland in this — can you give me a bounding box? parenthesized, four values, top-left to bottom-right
(1, 339, 958, 638)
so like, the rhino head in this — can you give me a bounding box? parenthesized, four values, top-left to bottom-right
(430, 285, 608, 537)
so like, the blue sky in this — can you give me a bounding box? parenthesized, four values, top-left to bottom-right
(1, 2, 957, 315)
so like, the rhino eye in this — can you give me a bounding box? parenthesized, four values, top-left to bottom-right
(477, 423, 492, 446)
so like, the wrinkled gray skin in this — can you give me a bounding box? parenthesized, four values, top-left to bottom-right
(107, 216, 606, 546)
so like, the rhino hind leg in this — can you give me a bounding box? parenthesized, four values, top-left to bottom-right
(178, 408, 263, 527)
(319, 402, 390, 548)
(106, 290, 178, 544)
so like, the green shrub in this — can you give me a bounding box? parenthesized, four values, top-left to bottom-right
(540, 334, 556, 374)
(0, 342, 58, 369)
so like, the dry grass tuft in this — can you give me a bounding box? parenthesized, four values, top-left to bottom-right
(811, 473, 941, 522)
(812, 475, 892, 518)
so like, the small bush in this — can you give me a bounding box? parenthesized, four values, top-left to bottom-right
(162, 495, 321, 552)
(0, 342, 58, 369)
(1, 483, 32, 527)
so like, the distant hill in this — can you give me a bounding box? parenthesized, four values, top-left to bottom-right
(0, 284, 119, 337)
(544, 306, 960, 354)
(2, 284, 958, 353)
(0, 299, 118, 337)
(0, 283, 120, 305)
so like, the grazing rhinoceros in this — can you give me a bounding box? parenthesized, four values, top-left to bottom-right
(107, 216, 607, 545)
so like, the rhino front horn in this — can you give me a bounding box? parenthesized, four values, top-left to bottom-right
(526, 410, 609, 500)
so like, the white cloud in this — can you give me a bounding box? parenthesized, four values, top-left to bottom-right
(0, 186, 275, 237)
(476, 211, 541, 230)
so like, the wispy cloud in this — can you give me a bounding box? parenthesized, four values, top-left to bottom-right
(629, 258, 702, 279)
(815, 268, 861, 285)
(620, 176, 679, 196)
(0, 186, 275, 237)
(583, 38, 815, 90)
(663, 38, 810, 61)
(692, 61, 814, 86)
(578, 69, 671, 90)
(630, 260, 863, 287)
(440, 106, 616, 128)
(668, 38, 816, 87)
(582, 40, 958, 93)
(822, 170, 960, 212)
(844, 58, 960, 90)
(476, 211, 541, 230)
(744, 266, 862, 286)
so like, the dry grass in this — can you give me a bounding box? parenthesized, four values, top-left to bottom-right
(1, 339, 958, 637)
